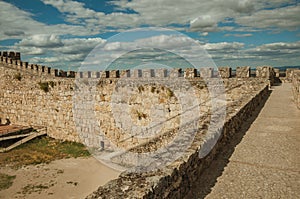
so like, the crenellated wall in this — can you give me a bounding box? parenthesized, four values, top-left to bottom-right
(0, 51, 286, 144)
(86, 78, 271, 199)
(2, 51, 295, 198)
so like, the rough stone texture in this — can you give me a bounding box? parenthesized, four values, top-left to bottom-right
(218, 67, 231, 78)
(236, 66, 250, 78)
(184, 68, 197, 78)
(2, 52, 296, 198)
(292, 70, 300, 109)
(256, 66, 276, 85)
(274, 68, 280, 77)
(200, 68, 213, 78)
(86, 78, 270, 199)
(286, 68, 295, 81)
(0, 63, 78, 142)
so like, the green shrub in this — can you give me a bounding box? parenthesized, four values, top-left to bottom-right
(14, 73, 22, 81)
(38, 82, 49, 92)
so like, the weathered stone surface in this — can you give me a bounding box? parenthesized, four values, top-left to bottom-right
(2, 52, 295, 198)
(200, 67, 213, 78)
(236, 66, 250, 78)
(86, 78, 270, 199)
(292, 70, 300, 109)
(285, 68, 300, 82)
(218, 67, 231, 78)
(274, 68, 280, 77)
(256, 66, 276, 85)
(184, 68, 197, 78)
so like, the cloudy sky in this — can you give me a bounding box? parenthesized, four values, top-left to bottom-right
(0, 0, 299, 70)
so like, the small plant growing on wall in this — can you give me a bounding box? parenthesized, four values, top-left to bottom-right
(151, 86, 156, 93)
(38, 81, 56, 92)
(14, 73, 22, 81)
(138, 85, 144, 93)
(166, 88, 174, 98)
(135, 110, 147, 120)
(38, 82, 49, 92)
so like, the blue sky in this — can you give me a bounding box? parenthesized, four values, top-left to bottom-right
(0, 0, 299, 70)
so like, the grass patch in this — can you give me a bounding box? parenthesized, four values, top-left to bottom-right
(0, 136, 90, 169)
(21, 182, 55, 195)
(0, 173, 16, 191)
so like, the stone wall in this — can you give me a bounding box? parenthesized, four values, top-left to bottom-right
(0, 53, 272, 142)
(0, 51, 285, 198)
(218, 66, 231, 78)
(86, 78, 270, 199)
(292, 70, 300, 109)
(0, 63, 78, 141)
(256, 66, 276, 85)
(236, 66, 250, 78)
(283, 68, 300, 83)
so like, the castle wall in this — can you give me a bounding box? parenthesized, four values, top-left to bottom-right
(0, 62, 78, 141)
(87, 78, 271, 198)
(292, 70, 300, 109)
(1, 51, 295, 198)
(0, 52, 276, 143)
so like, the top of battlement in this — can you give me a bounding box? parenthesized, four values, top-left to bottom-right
(0, 51, 21, 60)
(0, 51, 298, 81)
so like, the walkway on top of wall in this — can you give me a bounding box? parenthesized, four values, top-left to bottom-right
(186, 83, 300, 198)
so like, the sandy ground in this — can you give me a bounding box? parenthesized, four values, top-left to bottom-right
(0, 157, 120, 199)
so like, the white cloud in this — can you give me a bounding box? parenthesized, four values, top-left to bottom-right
(16, 34, 63, 48)
(13, 36, 106, 66)
(202, 42, 244, 51)
(1, 0, 299, 42)
(245, 41, 300, 56)
(1, 0, 299, 68)
(224, 33, 252, 37)
(236, 5, 300, 30)
(18, 47, 45, 55)
(59, 38, 106, 54)
(0, 1, 97, 40)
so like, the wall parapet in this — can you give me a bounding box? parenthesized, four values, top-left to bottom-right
(86, 81, 270, 199)
(0, 51, 294, 83)
(292, 70, 300, 109)
(0, 52, 76, 78)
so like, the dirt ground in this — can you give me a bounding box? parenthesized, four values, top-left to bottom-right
(0, 157, 120, 199)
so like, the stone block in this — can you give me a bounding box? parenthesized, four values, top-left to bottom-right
(170, 68, 183, 78)
(236, 66, 250, 78)
(109, 70, 120, 78)
(292, 70, 300, 109)
(218, 67, 231, 78)
(200, 67, 213, 78)
(155, 69, 168, 78)
(184, 68, 197, 78)
(274, 69, 280, 78)
(256, 66, 273, 78)
(142, 69, 151, 78)
(133, 69, 142, 78)
(120, 70, 130, 78)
